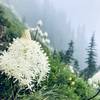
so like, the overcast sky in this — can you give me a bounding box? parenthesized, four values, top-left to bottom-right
(4, 0, 100, 36)
(6, 0, 100, 42)
(51, 0, 100, 39)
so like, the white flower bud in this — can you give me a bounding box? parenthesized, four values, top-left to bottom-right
(44, 32, 48, 38)
(37, 20, 43, 27)
(45, 39, 50, 44)
(69, 65, 74, 73)
(42, 39, 45, 44)
(38, 30, 43, 37)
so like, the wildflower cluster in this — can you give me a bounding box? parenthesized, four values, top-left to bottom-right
(0, 36, 50, 90)
(29, 20, 51, 47)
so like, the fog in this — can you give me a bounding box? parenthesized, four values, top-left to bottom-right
(3, 0, 100, 68)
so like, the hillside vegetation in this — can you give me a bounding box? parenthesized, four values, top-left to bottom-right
(0, 4, 99, 100)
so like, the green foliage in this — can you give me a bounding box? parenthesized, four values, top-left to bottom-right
(0, 4, 25, 51)
(47, 55, 97, 100)
(0, 4, 25, 33)
(83, 34, 97, 79)
(75, 78, 94, 100)
(59, 50, 65, 62)
(73, 59, 80, 75)
(0, 72, 20, 99)
(17, 53, 99, 100)
(64, 40, 74, 65)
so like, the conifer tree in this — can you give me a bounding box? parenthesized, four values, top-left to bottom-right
(59, 51, 65, 62)
(85, 34, 97, 79)
(64, 40, 74, 65)
(74, 59, 80, 74)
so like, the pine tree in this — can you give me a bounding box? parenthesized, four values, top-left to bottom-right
(74, 59, 80, 73)
(52, 50, 61, 65)
(74, 60, 79, 69)
(59, 51, 65, 62)
(85, 34, 97, 79)
(53, 50, 58, 59)
(64, 40, 74, 65)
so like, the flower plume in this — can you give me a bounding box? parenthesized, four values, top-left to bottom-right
(0, 31, 50, 90)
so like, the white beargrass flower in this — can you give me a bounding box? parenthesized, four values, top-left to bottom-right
(69, 65, 74, 73)
(88, 71, 100, 88)
(44, 32, 48, 38)
(42, 38, 45, 44)
(0, 29, 50, 90)
(37, 20, 43, 27)
(38, 30, 43, 37)
(28, 21, 53, 52)
(45, 39, 50, 44)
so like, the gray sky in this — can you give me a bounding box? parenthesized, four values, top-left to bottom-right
(52, 0, 100, 36)
(4, 0, 100, 36)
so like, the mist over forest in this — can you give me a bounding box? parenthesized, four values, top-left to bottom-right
(3, 0, 100, 68)
(2, 0, 94, 68)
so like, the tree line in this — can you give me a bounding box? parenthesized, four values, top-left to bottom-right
(53, 34, 98, 80)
